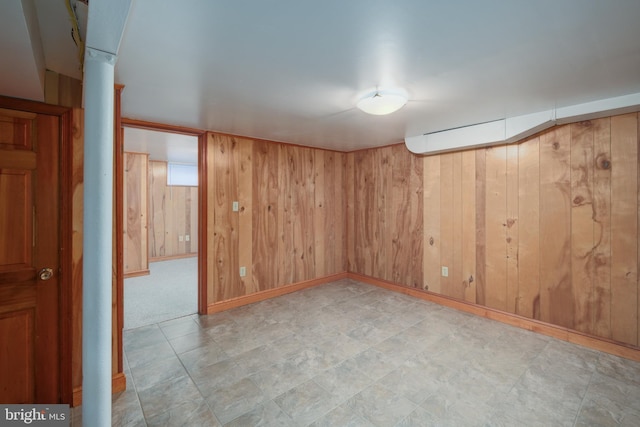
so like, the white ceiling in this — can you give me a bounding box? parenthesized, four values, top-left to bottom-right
(123, 127, 198, 164)
(2, 1, 640, 152)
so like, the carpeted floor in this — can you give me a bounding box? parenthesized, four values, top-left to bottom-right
(124, 257, 198, 330)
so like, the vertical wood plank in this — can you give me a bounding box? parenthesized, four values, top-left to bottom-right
(423, 155, 441, 293)
(451, 151, 464, 299)
(315, 150, 328, 277)
(285, 145, 301, 284)
(517, 137, 541, 319)
(346, 153, 355, 273)
(212, 134, 233, 301)
(238, 138, 255, 294)
(334, 152, 346, 273)
(379, 147, 393, 282)
(592, 118, 612, 338)
(410, 151, 424, 289)
(190, 186, 198, 253)
(475, 149, 486, 305)
(303, 148, 315, 280)
(610, 113, 638, 345)
(391, 145, 411, 285)
(269, 144, 286, 287)
(571, 121, 595, 334)
(484, 145, 507, 311)
(123, 152, 148, 275)
(206, 133, 216, 304)
(539, 126, 573, 327)
(439, 153, 453, 297)
(506, 144, 519, 314)
(461, 150, 476, 303)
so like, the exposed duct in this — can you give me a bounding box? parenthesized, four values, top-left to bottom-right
(405, 93, 640, 155)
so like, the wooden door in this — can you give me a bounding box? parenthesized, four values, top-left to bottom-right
(0, 108, 60, 403)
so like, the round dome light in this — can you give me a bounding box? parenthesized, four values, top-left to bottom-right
(356, 88, 408, 115)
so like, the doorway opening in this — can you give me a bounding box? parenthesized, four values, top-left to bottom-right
(121, 125, 202, 330)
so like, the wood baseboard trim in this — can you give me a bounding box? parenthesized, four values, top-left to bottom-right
(71, 372, 127, 407)
(348, 272, 640, 362)
(150, 253, 198, 262)
(123, 269, 150, 279)
(207, 272, 348, 314)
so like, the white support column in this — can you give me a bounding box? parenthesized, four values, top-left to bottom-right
(82, 47, 116, 427)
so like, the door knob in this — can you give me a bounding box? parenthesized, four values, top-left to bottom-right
(39, 268, 54, 281)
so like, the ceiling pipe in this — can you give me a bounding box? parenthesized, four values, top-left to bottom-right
(405, 92, 640, 155)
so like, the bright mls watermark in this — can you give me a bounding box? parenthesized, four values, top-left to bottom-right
(0, 405, 69, 426)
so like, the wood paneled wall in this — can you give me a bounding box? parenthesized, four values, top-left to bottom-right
(347, 113, 640, 347)
(347, 145, 424, 288)
(206, 133, 346, 304)
(148, 161, 198, 259)
(123, 152, 149, 275)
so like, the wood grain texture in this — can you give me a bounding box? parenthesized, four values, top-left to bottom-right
(439, 153, 454, 296)
(123, 152, 149, 275)
(506, 144, 519, 313)
(70, 109, 84, 395)
(610, 113, 638, 345)
(451, 152, 464, 299)
(350, 145, 423, 288)
(347, 112, 639, 347)
(484, 145, 508, 311)
(570, 121, 595, 334)
(517, 136, 540, 319)
(592, 118, 612, 338)
(207, 134, 346, 304)
(409, 149, 424, 289)
(461, 150, 476, 303)
(475, 149, 486, 306)
(423, 155, 441, 293)
(539, 126, 573, 328)
(148, 161, 199, 260)
(238, 140, 255, 294)
(346, 153, 356, 272)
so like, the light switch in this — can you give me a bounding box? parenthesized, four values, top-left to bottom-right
(185, 235, 190, 241)
(232, 201, 239, 212)
(441, 266, 449, 277)
(239, 266, 246, 277)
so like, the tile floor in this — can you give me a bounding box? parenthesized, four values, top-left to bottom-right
(72, 279, 640, 426)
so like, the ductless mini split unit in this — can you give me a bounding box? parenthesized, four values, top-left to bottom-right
(405, 92, 640, 155)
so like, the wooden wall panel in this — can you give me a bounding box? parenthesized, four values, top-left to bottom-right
(592, 118, 612, 338)
(391, 144, 412, 285)
(610, 114, 638, 345)
(439, 153, 454, 296)
(349, 112, 639, 348)
(423, 155, 440, 293)
(348, 145, 423, 288)
(570, 121, 595, 334)
(539, 126, 573, 328)
(517, 136, 540, 319)
(461, 150, 476, 303)
(484, 145, 508, 311)
(346, 153, 356, 272)
(207, 134, 346, 305)
(238, 142, 255, 294)
(123, 152, 148, 276)
(506, 144, 519, 313)
(147, 161, 199, 259)
(409, 149, 424, 289)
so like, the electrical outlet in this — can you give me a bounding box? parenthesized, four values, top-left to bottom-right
(239, 266, 246, 277)
(232, 201, 239, 212)
(185, 235, 190, 241)
(179, 235, 183, 242)
(441, 266, 449, 277)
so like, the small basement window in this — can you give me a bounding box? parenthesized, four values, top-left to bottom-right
(167, 163, 198, 186)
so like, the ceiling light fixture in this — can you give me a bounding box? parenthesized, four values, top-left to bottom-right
(356, 88, 408, 115)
